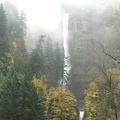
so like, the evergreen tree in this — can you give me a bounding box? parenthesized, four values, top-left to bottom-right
(11, 10, 27, 74)
(4, 2, 19, 35)
(0, 3, 10, 75)
(21, 65, 40, 120)
(0, 3, 7, 38)
(0, 67, 23, 120)
(44, 36, 55, 85)
(29, 35, 45, 78)
(32, 76, 49, 120)
(0, 65, 41, 120)
(17, 11, 27, 39)
(0, 3, 27, 75)
(54, 42, 64, 86)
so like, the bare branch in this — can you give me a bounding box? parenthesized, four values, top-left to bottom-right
(102, 50, 120, 64)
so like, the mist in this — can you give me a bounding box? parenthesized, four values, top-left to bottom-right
(0, 0, 120, 119)
(0, 0, 119, 50)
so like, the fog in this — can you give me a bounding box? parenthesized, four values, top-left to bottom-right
(1, 0, 120, 119)
(0, 0, 119, 50)
(0, 0, 119, 31)
(1, 0, 120, 101)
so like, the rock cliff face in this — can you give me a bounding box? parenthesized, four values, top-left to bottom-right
(65, 5, 109, 107)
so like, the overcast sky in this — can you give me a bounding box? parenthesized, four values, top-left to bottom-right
(0, 0, 119, 31)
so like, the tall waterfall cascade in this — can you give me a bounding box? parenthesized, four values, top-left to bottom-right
(62, 13, 85, 120)
(62, 13, 71, 85)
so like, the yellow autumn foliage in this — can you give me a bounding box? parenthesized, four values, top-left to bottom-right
(32, 75, 48, 97)
(12, 40, 17, 51)
(107, 68, 120, 75)
(11, 58, 14, 64)
(85, 80, 101, 120)
(32, 76, 78, 120)
(46, 87, 77, 120)
(85, 68, 120, 120)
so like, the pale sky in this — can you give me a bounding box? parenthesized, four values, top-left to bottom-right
(14, 0, 61, 31)
(0, 0, 119, 31)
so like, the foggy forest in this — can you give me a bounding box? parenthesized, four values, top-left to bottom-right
(0, 0, 120, 120)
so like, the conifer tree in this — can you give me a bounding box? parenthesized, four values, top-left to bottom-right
(12, 10, 27, 74)
(0, 65, 41, 120)
(17, 11, 27, 39)
(29, 35, 45, 78)
(21, 65, 40, 120)
(0, 3, 7, 38)
(32, 76, 48, 120)
(0, 67, 23, 120)
(0, 3, 10, 75)
(54, 42, 64, 86)
(44, 36, 55, 85)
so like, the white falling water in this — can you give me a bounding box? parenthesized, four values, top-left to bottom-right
(62, 13, 85, 120)
(79, 111, 84, 120)
(62, 13, 71, 85)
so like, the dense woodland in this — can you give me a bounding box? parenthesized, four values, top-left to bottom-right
(0, 2, 78, 120)
(1, 1, 120, 120)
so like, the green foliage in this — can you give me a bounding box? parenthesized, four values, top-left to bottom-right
(29, 36, 45, 78)
(0, 66, 42, 120)
(46, 87, 77, 120)
(17, 11, 27, 39)
(21, 67, 40, 120)
(4, 3, 28, 74)
(85, 68, 120, 120)
(9, 10, 27, 74)
(0, 3, 7, 38)
(44, 36, 55, 85)
(32, 76, 78, 120)
(0, 3, 76, 120)
(0, 75, 5, 89)
(0, 3, 27, 75)
(0, 67, 23, 120)
(32, 76, 48, 119)
(54, 42, 64, 85)
(44, 38, 64, 86)
(0, 3, 11, 75)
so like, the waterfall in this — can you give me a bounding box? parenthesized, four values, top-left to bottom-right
(61, 13, 71, 85)
(62, 13, 85, 120)
(79, 111, 84, 120)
